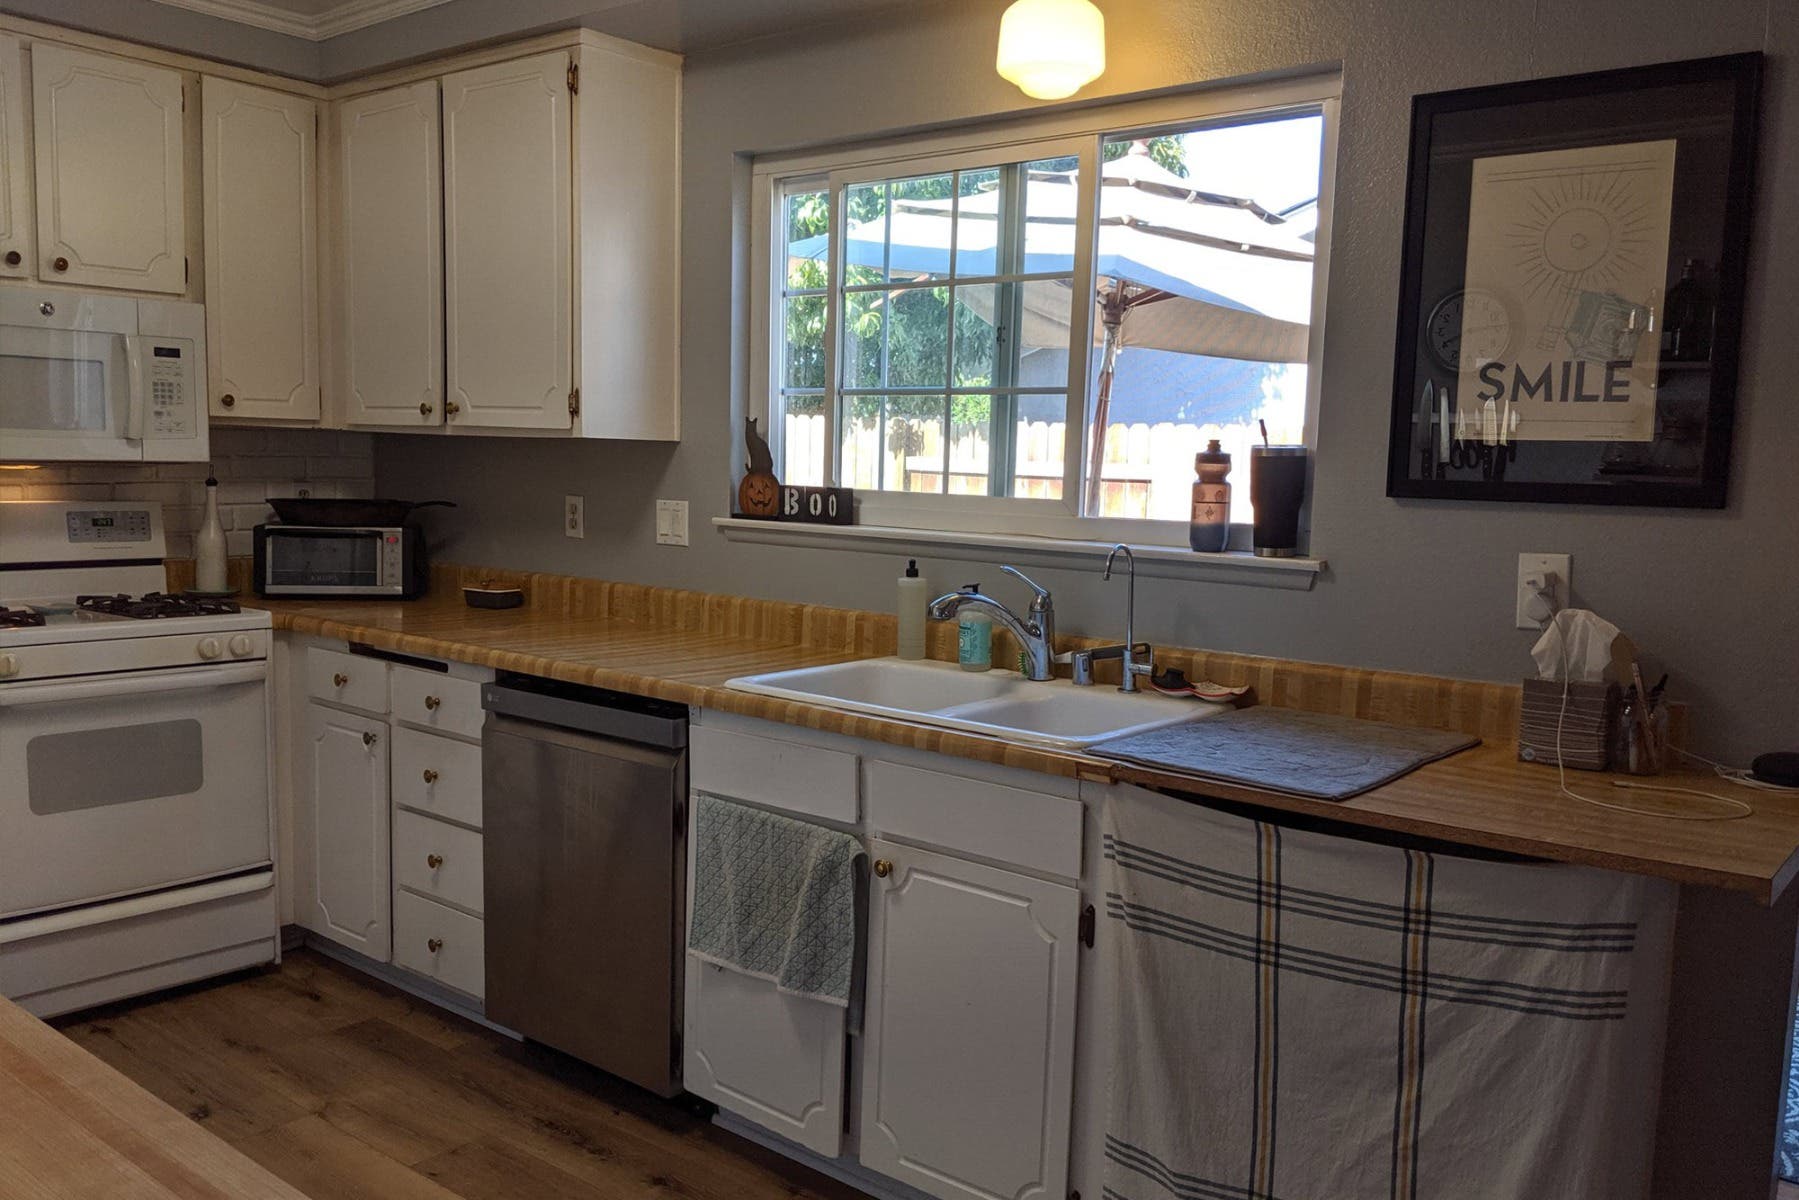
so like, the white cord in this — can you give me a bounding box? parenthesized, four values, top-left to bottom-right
(1553, 660, 1755, 822)
(1667, 744, 1799, 792)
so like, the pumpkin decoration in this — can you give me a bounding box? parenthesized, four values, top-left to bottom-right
(737, 417, 781, 518)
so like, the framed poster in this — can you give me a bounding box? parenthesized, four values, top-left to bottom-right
(1387, 54, 1762, 507)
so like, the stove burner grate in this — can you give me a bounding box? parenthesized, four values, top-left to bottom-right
(75, 592, 243, 620)
(0, 605, 46, 629)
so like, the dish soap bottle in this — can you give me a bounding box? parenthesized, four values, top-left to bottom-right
(957, 584, 992, 672)
(195, 473, 229, 594)
(897, 559, 928, 660)
(1189, 440, 1232, 552)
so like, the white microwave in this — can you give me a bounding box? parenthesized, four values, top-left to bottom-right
(0, 289, 207, 463)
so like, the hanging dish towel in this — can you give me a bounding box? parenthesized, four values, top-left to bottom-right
(688, 794, 863, 1006)
(1102, 784, 1674, 1200)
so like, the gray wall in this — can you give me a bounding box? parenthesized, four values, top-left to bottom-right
(0, 0, 321, 78)
(377, 0, 1796, 761)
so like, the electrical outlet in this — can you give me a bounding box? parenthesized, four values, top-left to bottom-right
(564, 495, 585, 539)
(655, 499, 689, 547)
(1516, 552, 1570, 629)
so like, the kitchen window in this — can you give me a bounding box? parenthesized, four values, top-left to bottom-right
(751, 77, 1340, 548)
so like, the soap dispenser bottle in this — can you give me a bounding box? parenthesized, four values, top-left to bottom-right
(897, 559, 928, 660)
(957, 584, 992, 672)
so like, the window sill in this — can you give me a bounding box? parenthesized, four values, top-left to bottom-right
(712, 517, 1325, 590)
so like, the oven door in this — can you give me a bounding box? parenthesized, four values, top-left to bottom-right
(0, 293, 140, 462)
(261, 528, 401, 596)
(0, 662, 271, 918)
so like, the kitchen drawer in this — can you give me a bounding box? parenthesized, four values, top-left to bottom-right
(393, 808, 484, 915)
(393, 726, 483, 829)
(391, 666, 485, 740)
(690, 725, 858, 823)
(865, 760, 1083, 880)
(392, 888, 484, 998)
(306, 647, 387, 714)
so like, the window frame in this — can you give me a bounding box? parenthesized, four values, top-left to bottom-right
(749, 74, 1342, 547)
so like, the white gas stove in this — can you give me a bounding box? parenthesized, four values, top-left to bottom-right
(0, 501, 279, 1017)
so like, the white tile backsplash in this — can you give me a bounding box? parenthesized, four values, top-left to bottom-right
(1, 427, 375, 559)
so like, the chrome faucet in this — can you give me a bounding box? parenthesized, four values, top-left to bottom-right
(1068, 544, 1154, 692)
(928, 565, 1057, 681)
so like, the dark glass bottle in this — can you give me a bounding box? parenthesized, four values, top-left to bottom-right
(1662, 258, 1711, 362)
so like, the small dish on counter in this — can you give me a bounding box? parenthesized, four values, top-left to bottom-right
(463, 582, 524, 610)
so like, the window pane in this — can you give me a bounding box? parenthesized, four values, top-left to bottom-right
(842, 291, 886, 389)
(1014, 393, 1067, 500)
(844, 175, 956, 284)
(948, 393, 994, 495)
(953, 285, 1000, 387)
(1085, 113, 1323, 521)
(780, 392, 827, 486)
(840, 395, 949, 494)
(954, 168, 1000, 278)
(843, 182, 889, 286)
(887, 287, 950, 389)
(782, 295, 827, 389)
(1023, 157, 1078, 272)
(841, 395, 884, 489)
(784, 189, 829, 292)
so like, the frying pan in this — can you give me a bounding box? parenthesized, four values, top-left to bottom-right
(266, 497, 456, 527)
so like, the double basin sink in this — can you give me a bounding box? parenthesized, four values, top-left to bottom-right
(725, 656, 1220, 751)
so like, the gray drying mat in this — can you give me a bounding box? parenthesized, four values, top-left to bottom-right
(1090, 706, 1480, 801)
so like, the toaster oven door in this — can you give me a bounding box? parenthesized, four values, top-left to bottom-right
(261, 528, 403, 596)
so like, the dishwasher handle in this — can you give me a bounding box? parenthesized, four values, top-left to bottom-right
(481, 680, 687, 748)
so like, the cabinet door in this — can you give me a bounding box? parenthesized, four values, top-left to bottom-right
(202, 77, 318, 421)
(300, 704, 391, 961)
(31, 43, 185, 294)
(338, 81, 444, 428)
(860, 839, 1080, 1200)
(0, 35, 31, 279)
(441, 52, 572, 430)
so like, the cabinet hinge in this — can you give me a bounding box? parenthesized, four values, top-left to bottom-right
(181, 85, 187, 113)
(567, 62, 579, 94)
(1078, 904, 1095, 948)
(568, 388, 580, 417)
(184, 257, 189, 285)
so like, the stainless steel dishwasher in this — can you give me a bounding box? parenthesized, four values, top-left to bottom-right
(481, 672, 688, 1097)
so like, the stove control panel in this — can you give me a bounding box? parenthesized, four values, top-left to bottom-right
(65, 508, 153, 544)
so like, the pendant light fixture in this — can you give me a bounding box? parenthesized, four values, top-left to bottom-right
(996, 0, 1106, 100)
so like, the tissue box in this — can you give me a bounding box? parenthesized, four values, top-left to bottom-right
(1518, 679, 1619, 771)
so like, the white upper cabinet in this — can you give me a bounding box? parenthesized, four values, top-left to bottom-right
(31, 43, 185, 294)
(860, 839, 1081, 1200)
(441, 52, 573, 430)
(202, 76, 319, 421)
(0, 35, 32, 280)
(337, 80, 444, 428)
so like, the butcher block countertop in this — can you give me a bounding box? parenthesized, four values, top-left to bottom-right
(243, 564, 1794, 903)
(0, 994, 309, 1200)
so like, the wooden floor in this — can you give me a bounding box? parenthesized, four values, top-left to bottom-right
(52, 949, 867, 1200)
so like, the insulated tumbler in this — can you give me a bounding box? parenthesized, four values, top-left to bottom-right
(1250, 445, 1307, 557)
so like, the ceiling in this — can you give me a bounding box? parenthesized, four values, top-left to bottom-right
(139, 0, 924, 52)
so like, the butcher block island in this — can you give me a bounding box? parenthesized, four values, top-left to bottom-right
(0, 993, 309, 1199)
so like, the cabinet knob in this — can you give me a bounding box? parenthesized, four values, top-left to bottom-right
(220, 394, 236, 409)
(445, 400, 461, 416)
(332, 672, 348, 687)
(51, 256, 68, 272)
(422, 768, 439, 784)
(3, 250, 19, 267)
(427, 937, 443, 953)
(873, 858, 892, 878)
(423, 695, 442, 711)
(419, 402, 434, 416)
(426, 853, 444, 869)
(362, 730, 378, 748)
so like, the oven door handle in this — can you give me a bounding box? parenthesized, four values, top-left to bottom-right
(0, 662, 266, 708)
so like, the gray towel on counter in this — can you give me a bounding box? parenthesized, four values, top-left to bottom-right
(688, 794, 863, 1006)
(1089, 705, 1480, 801)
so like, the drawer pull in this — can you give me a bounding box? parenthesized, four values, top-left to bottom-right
(427, 937, 443, 953)
(873, 858, 892, 878)
(362, 730, 378, 748)
(422, 768, 439, 784)
(426, 853, 444, 869)
(332, 672, 349, 687)
(423, 695, 442, 711)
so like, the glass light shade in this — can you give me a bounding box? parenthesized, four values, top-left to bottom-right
(996, 0, 1106, 100)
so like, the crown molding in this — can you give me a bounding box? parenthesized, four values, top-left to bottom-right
(141, 0, 457, 41)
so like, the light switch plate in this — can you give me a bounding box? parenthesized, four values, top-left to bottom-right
(655, 499, 688, 547)
(564, 495, 585, 539)
(1516, 552, 1570, 629)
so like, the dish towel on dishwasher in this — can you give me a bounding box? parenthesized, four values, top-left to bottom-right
(1102, 784, 1674, 1200)
(688, 794, 863, 1007)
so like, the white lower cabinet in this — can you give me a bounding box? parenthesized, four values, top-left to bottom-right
(299, 702, 392, 960)
(392, 887, 484, 996)
(859, 837, 1081, 1200)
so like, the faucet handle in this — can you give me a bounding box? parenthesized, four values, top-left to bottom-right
(998, 564, 1052, 609)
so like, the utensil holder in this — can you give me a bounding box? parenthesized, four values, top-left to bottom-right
(1517, 678, 1618, 771)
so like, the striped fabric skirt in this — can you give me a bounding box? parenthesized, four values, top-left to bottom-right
(1101, 784, 1674, 1200)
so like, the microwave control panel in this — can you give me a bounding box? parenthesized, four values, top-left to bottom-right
(143, 341, 196, 439)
